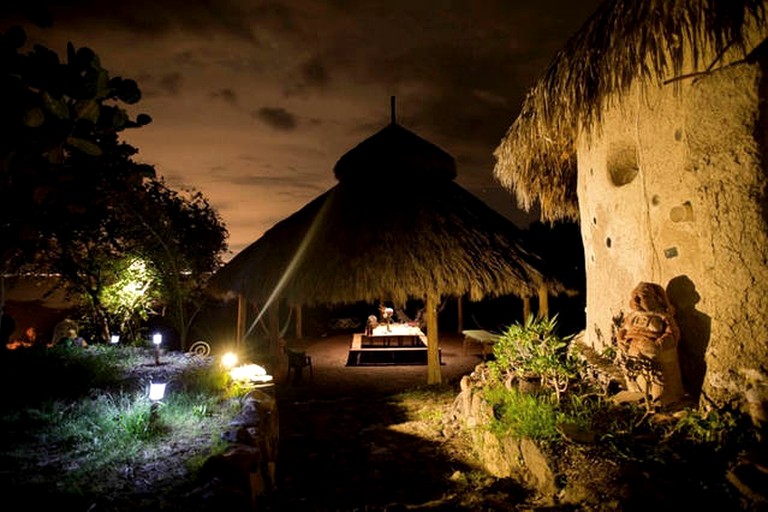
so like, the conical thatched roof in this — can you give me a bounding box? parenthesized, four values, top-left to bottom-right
(209, 121, 562, 308)
(334, 122, 457, 184)
(493, 0, 766, 222)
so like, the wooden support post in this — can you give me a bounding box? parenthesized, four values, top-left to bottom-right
(538, 284, 549, 319)
(457, 295, 463, 333)
(523, 296, 531, 322)
(426, 291, 442, 385)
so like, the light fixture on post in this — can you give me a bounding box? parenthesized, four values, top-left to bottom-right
(110, 334, 120, 345)
(153, 333, 162, 365)
(148, 381, 167, 427)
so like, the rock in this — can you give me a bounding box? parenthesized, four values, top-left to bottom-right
(726, 461, 768, 506)
(557, 422, 596, 444)
(611, 390, 645, 404)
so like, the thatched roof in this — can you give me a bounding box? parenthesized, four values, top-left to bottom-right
(209, 122, 562, 307)
(493, 0, 766, 222)
(334, 122, 457, 183)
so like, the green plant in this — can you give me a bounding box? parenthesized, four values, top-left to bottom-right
(617, 353, 662, 416)
(117, 399, 161, 439)
(601, 344, 617, 360)
(490, 314, 580, 402)
(99, 256, 161, 344)
(483, 386, 561, 441)
(667, 408, 745, 446)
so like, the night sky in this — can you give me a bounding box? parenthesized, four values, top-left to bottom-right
(1, 0, 604, 260)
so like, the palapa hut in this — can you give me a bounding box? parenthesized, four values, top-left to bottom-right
(210, 109, 564, 384)
(493, 0, 768, 409)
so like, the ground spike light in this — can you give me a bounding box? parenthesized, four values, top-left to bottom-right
(148, 381, 167, 428)
(153, 333, 162, 365)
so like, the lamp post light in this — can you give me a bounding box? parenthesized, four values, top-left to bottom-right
(153, 333, 162, 365)
(148, 381, 167, 427)
(110, 334, 120, 345)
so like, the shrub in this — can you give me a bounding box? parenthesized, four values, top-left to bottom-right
(489, 314, 580, 402)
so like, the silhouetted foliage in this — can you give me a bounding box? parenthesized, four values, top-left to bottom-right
(0, 26, 228, 346)
(0, 25, 152, 272)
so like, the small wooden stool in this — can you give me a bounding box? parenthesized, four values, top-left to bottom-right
(287, 349, 313, 382)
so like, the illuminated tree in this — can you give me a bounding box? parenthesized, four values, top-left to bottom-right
(118, 179, 228, 350)
(98, 257, 160, 343)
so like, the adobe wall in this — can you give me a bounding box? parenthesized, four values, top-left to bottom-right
(576, 61, 768, 410)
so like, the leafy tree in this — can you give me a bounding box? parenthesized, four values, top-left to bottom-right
(117, 179, 228, 350)
(0, 26, 228, 346)
(98, 257, 160, 344)
(0, 25, 151, 273)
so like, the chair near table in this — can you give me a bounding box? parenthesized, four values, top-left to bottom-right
(287, 349, 313, 383)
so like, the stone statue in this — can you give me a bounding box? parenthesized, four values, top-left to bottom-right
(378, 302, 394, 332)
(616, 282, 685, 406)
(365, 315, 378, 336)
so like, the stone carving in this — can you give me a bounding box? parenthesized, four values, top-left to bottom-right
(365, 315, 378, 336)
(616, 282, 685, 406)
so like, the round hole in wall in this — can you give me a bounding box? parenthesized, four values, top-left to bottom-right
(670, 201, 694, 222)
(651, 195, 660, 206)
(592, 217, 597, 225)
(674, 128, 683, 141)
(607, 141, 639, 186)
(606, 237, 612, 248)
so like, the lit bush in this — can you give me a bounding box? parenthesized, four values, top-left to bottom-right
(489, 314, 581, 402)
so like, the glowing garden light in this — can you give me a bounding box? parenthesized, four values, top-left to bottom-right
(148, 381, 167, 402)
(229, 363, 273, 386)
(110, 334, 120, 344)
(153, 333, 162, 365)
(148, 381, 167, 427)
(221, 351, 238, 369)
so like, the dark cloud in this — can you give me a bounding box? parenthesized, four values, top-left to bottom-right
(8, 0, 256, 38)
(158, 72, 183, 95)
(129, 71, 182, 98)
(211, 88, 238, 105)
(301, 57, 329, 87)
(256, 0, 603, 171)
(252, 107, 298, 131)
(208, 160, 326, 192)
(284, 56, 330, 96)
(221, 173, 323, 192)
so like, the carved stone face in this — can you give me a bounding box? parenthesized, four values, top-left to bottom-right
(629, 282, 674, 315)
